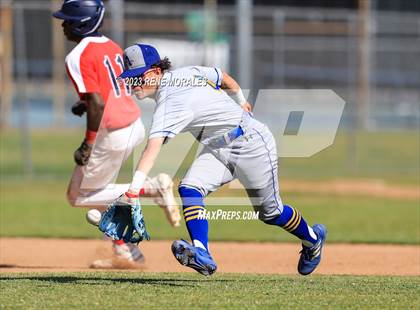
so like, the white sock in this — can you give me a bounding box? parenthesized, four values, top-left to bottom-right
(302, 226, 318, 247)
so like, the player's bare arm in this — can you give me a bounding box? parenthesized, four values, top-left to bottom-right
(85, 92, 105, 132)
(220, 71, 253, 112)
(127, 137, 165, 196)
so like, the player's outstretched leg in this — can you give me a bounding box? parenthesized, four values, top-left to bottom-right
(171, 185, 217, 276)
(264, 205, 327, 275)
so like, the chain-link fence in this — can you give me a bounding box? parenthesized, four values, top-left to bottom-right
(0, 1, 419, 182)
(1, 1, 419, 130)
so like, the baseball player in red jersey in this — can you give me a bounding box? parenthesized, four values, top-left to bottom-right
(53, 0, 180, 268)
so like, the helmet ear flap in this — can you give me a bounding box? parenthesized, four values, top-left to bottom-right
(75, 22, 88, 34)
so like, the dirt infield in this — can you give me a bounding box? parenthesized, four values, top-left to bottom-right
(0, 238, 418, 276)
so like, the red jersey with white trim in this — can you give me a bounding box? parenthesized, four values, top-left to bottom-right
(65, 36, 140, 130)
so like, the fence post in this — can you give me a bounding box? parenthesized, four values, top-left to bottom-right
(51, 0, 66, 127)
(15, 4, 33, 177)
(236, 0, 253, 88)
(357, 0, 372, 130)
(203, 0, 217, 66)
(273, 10, 285, 87)
(109, 0, 125, 47)
(0, 0, 13, 129)
(347, 14, 358, 172)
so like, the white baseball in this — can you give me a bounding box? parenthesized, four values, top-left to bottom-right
(86, 209, 102, 226)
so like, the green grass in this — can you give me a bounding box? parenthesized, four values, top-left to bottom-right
(1, 129, 419, 184)
(0, 273, 419, 309)
(1, 180, 418, 244)
(0, 129, 80, 178)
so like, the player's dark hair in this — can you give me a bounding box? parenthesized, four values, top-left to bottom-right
(152, 57, 172, 72)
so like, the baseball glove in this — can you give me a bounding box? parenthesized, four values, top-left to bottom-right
(74, 139, 92, 166)
(98, 194, 150, 244)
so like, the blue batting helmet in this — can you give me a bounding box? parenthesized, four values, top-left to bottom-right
(52, 0, 105, 37)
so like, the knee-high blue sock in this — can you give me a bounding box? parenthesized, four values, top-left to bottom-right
(178, 186, 209, 252)
(265, 205, 318, 247)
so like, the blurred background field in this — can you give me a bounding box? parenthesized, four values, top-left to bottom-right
(1, 129, 419, 183)
(0, 0, 419, 244)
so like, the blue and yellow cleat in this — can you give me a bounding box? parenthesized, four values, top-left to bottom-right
(297, 224, 327, 275)
(171, 240, 217, 276)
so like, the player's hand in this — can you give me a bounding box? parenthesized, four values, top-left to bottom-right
(242, 102, 253, 112)
(71, 100, 87, 117)
(74, 139, 92, 166)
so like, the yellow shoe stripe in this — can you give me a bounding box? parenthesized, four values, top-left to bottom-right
(183, 205, 204, 213)
(283, 208, 297, 230)
(183, 209, 203, 218)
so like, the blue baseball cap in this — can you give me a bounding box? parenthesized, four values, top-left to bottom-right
(119, 44, 161, 79)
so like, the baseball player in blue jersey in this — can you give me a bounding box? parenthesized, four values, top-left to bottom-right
(118, 43, 327, 276)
